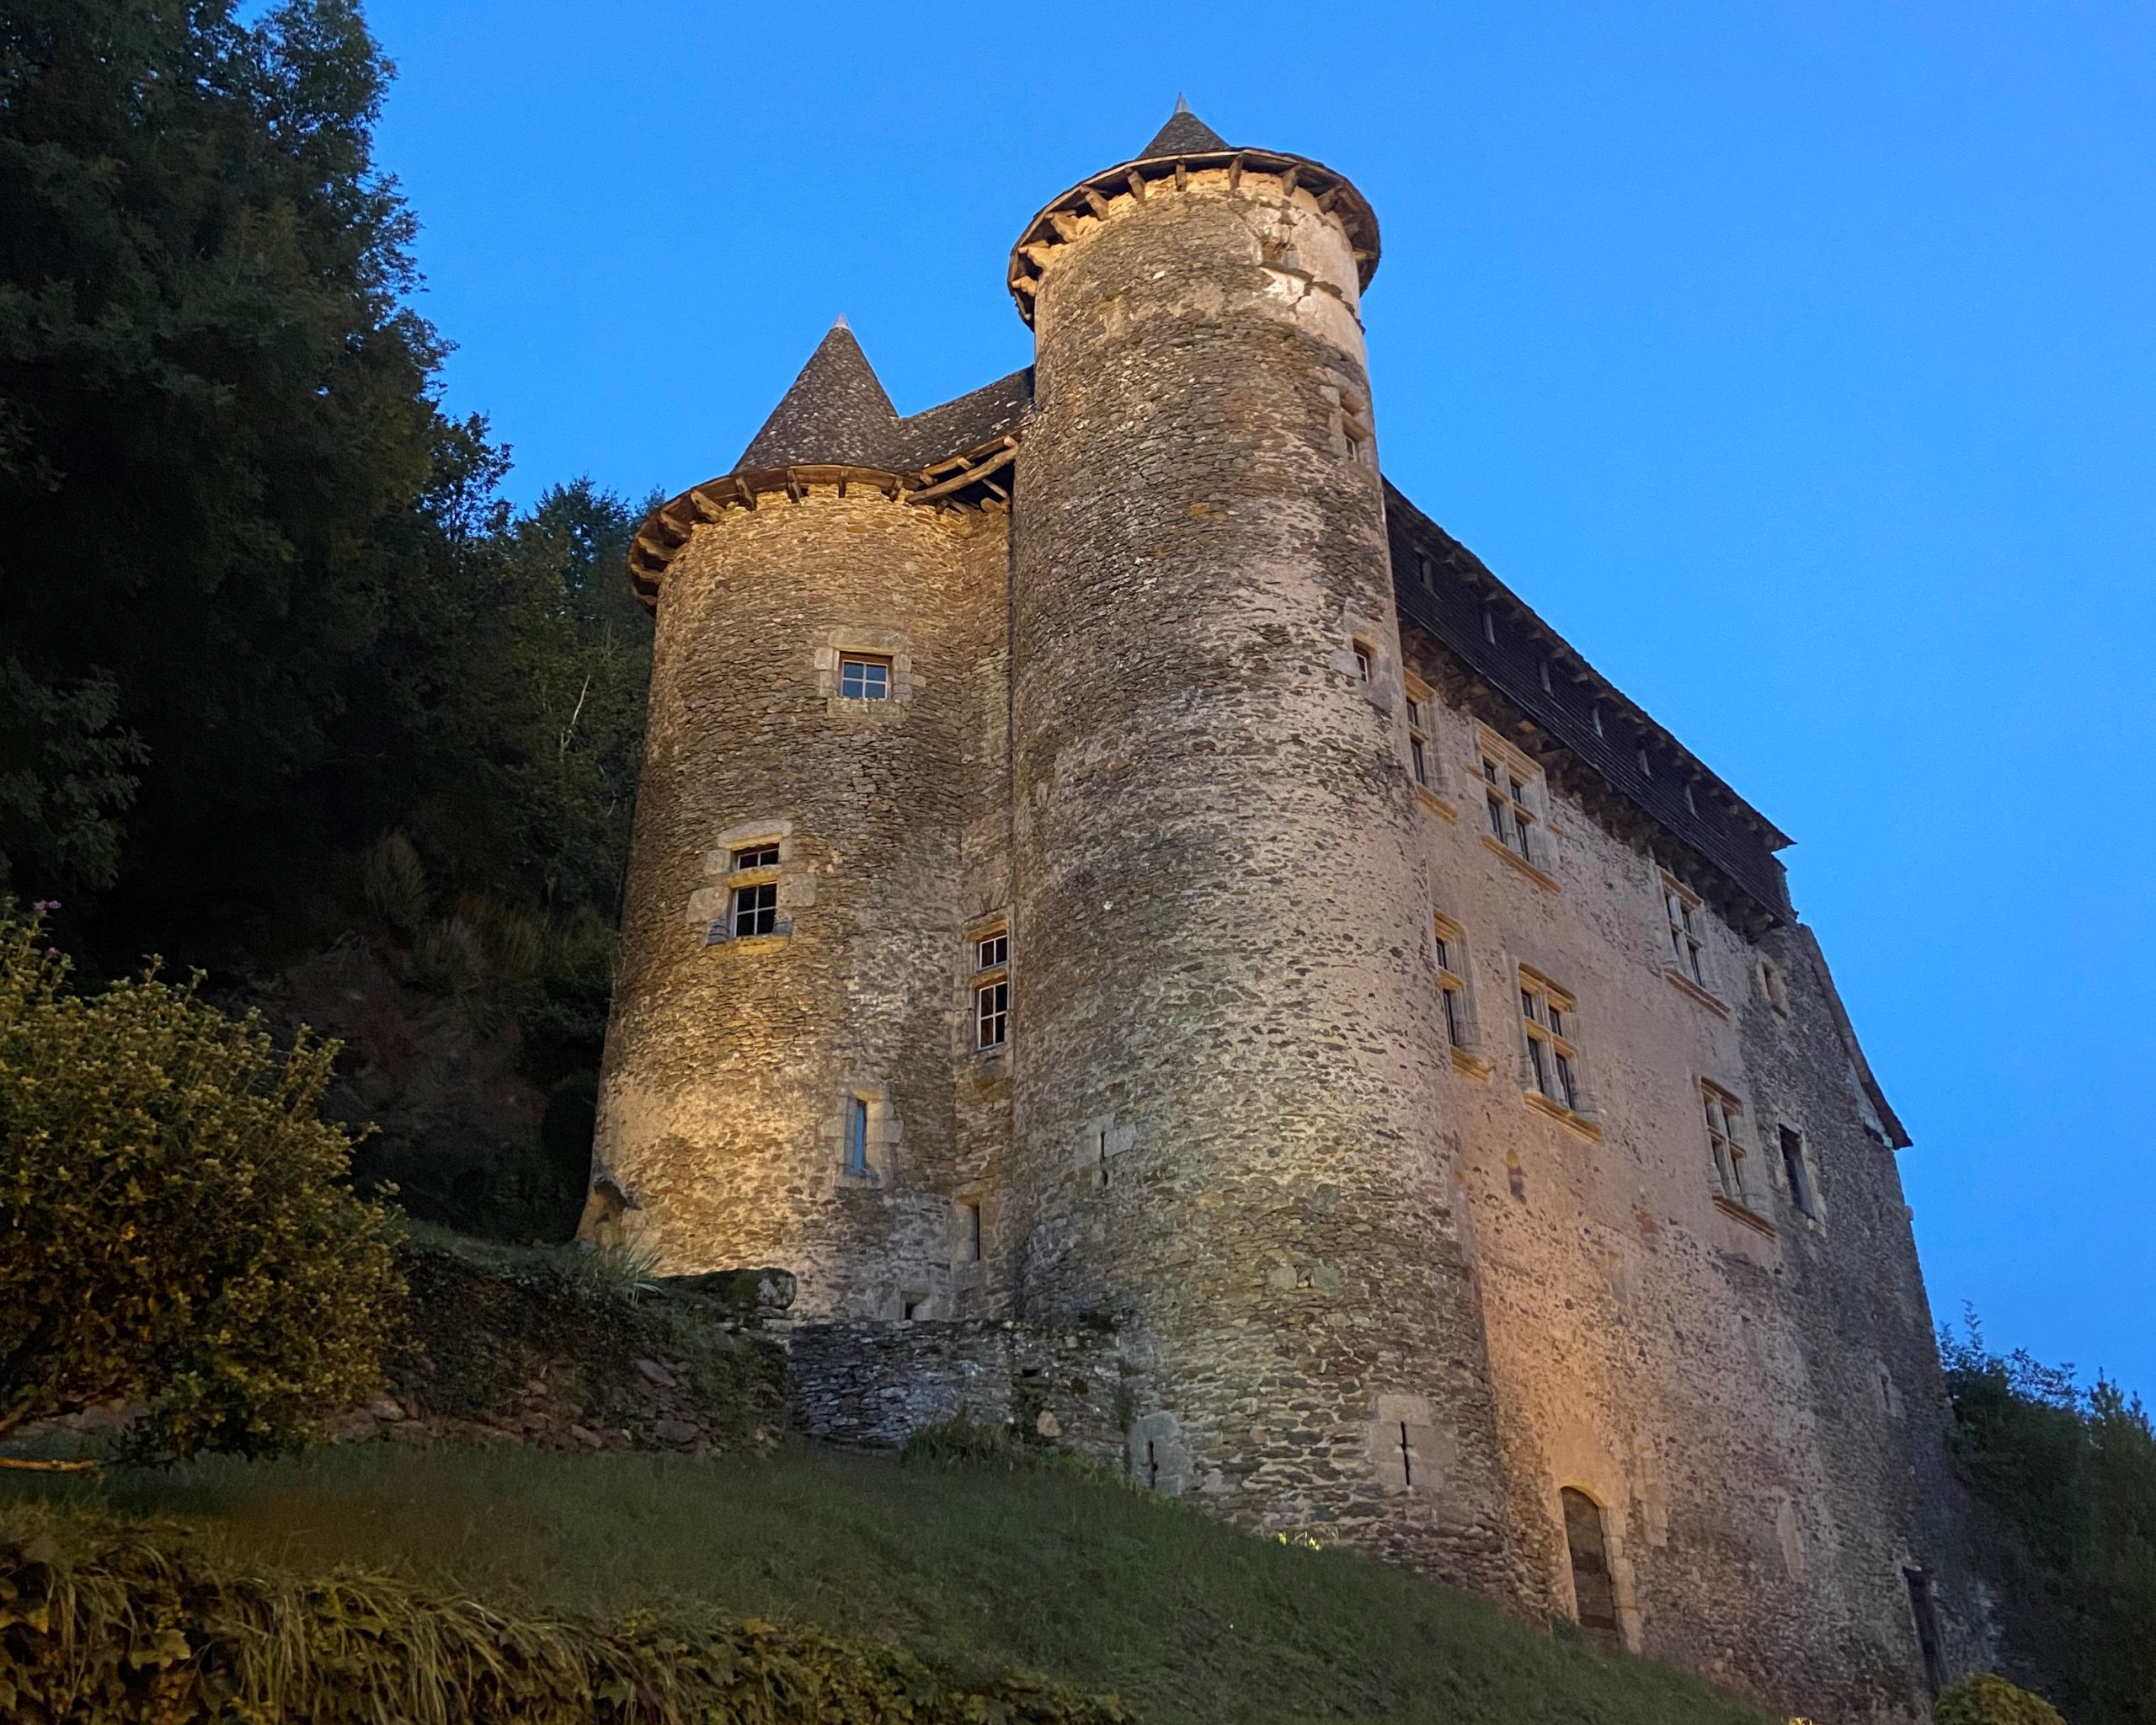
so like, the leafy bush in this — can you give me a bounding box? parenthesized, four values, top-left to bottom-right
(0, 1506, 1137, 1724)
(0, 908, 402, 1458)
(1937, 1674, 2068, 1725)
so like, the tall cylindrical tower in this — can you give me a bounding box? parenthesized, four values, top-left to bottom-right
(590, 325, 998, 1320)
(1006, 109, 1515, 1584)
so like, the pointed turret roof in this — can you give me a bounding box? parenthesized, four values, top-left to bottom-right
(736, 319, 899, 470)
(1139, 96, 1229, 158)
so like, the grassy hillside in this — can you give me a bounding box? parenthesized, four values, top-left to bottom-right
(7, 1444, 1767, 1725)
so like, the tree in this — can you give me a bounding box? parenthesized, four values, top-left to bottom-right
(1943, 1313, 2156, 1725)
(0, 0, 442, 921)
(0, 905, 402, 1457)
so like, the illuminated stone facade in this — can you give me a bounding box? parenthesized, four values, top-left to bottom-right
(590, 106, 1983, 1717)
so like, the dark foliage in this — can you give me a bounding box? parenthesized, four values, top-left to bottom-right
(0, 0, 652, 1237)
(1942, 1312, 2156, 1725)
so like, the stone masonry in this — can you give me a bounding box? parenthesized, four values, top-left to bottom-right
(591, 104, 1986, 1720)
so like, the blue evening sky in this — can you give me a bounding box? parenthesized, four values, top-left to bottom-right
(359, 0, 2153, 1394)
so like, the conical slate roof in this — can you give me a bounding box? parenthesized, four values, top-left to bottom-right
(1139, 98, 1229, 159)
(736, 319, 899, 470)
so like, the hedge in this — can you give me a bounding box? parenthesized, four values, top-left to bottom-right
(0, 1512, 1137, 1723)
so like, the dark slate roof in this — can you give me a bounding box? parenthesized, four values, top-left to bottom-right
(883, 368, 1034, 470)
(1141, 99, 1229, 158)
(1385, 480, 1796, 927)
(736, 321, 899, 469)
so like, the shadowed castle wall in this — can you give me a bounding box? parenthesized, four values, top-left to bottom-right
(594, 485, 1009, 1319)
(1004, 163, 1514, 1589)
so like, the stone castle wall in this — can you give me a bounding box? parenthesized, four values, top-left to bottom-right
(592, 134, 1977, 1719)
(1006, 164, 1514, 1594)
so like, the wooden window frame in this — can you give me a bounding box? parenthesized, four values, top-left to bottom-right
(971, 923, 1010, 1053)
(1479, 730, 1556, 889)
(1660, 873, 1725, 1012)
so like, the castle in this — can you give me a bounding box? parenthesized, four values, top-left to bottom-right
(590, 104, 1983, 1716)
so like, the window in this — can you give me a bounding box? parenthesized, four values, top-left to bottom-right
(1352, 640, 1374, 683)
(973, 927, 1009, 1051)
(1432, 913, 1476, 1053)
(844, 1095, 870, 1176)
(1417, 552, 1435, 591)
(1483, 753, 1540, 865)
(1406, 692, 1433, 790)
(958, 1198, 983, 1263)
(1702, 1082, 1750, 1208)
(902, 1291, 928, 1320)
(731, 880, 776, 937)
(1518, 972, 1583, 1113)
(1662, 874, 1708, 989)
(838, 654, 892, 699)
(1636, 744, 1653, 777)
(976, 977, 1009, 1049)
(1779, 1125, 1815, 1217)
(733, 842, 778, 871)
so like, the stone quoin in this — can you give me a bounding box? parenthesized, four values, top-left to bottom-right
(588, 104, 1984, 1718)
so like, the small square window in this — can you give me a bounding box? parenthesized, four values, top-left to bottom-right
(731, 880, 776, 937)
(976, 932, 1008, 972)
(839, 654, 892, 700)
(733, 842, 779, 872)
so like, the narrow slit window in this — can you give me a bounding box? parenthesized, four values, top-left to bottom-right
(1780, 1125, 1815, 1217)
(844, 1095, 870, 1176)
(839, 654, 892, 700)
(1703, 1083, 1749, 1207)
(1352, 640, 1374, 683)
(958, 1199, 983, 1263)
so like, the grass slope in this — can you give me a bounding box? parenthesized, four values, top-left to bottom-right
(8, 1444, 1766, 1725)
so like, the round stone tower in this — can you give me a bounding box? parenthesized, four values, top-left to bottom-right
(590, 323, 996, 1320)
(1005, 107, 1516, 1582)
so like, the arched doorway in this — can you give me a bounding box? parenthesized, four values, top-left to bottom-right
(1561, 1487, 1621, 1647)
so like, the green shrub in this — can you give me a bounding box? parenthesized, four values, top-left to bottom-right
(0, 1508, 1136, 1724)
(1936, 1673, 2068, 1725)
(0, 908, 402, 1458)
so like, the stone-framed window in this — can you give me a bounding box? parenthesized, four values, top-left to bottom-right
(1432, 912, 1484, 1072)
(1518, 969, 1591, 1122)
(833, 1083, 894, 1184)
(1352, 639, 1374, 683)
(971, 923, 1010, 1053)
(1478, 729, 1556, 885)
(1663, 873, 1709, 990)
(838, 653, 891, 700)
(1405, 681, 1433, 790)
(815, 629, 913, 711)
(1701, 1080, 1753, 1210)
